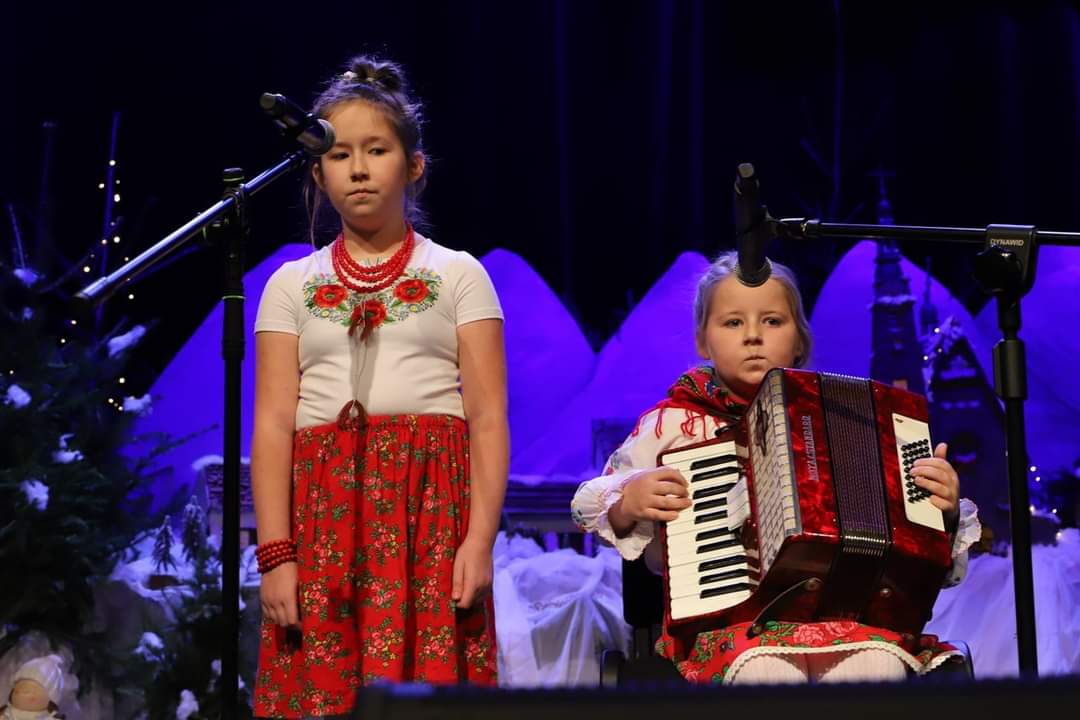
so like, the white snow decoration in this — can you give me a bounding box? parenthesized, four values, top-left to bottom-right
(123, 394, 153, 416)
(871, 293, 918, 307)
(52, 433, 84, 464)
(134, 631, 164, 662)
(175, 689, 199, 720)
(13, 267, 40, 287)
(4, 384, 31, 408)
(107, 325, 147, 357)
(21, 479, 48, 510)
(190, 455, 223, 472)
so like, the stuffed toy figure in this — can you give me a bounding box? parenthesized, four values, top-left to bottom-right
(0, 655, 65, 720)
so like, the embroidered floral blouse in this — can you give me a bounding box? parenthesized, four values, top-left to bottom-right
(254, 233, 503, 427)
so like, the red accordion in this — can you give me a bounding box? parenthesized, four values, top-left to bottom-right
(659, 368, 952, 638)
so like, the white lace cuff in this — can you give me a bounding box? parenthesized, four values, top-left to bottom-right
(944, 498, 981, 587)
(571, 470, 656, 561)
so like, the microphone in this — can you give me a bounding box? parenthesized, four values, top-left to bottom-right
(259, 93, 335, 155)
(733, 163, 773, 287)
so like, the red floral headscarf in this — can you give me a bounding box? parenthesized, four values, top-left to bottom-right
(635, 365, 749, 439)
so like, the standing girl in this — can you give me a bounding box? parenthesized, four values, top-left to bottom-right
(572, 252, 980, 684)
(251, 55, 505, 717)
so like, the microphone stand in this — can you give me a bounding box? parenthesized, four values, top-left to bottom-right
(76, 149, 309, 718)
(756, 210, 1080, 678)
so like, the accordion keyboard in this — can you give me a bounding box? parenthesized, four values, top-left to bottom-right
(663, 441, 756, 621)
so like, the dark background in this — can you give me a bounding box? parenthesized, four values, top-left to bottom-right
(6, 0, 1080, 393)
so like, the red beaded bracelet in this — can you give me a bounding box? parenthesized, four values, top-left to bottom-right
(256, 548, 295, 563)
(257, 554, 296, 573)
(258, 548, 293, 561)
(257, 553, 296, 574)
(256, 539, 297, 574)
(256, 538, 293, 556)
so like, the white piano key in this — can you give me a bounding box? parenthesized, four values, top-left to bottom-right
(667, 549, 749, 578)
(667, 539, 746, 569)
(669, 574, 750, 600)
(679, 472, 741, 493)
(668, 560, 749, 591)
(670, 574, 756, 602)
(667, 480, 744, 523)
(666, 509, 730, 532)
(666, 513, 734, 539)
(670, 588, 752, 621)
(661, 442, 737, 467)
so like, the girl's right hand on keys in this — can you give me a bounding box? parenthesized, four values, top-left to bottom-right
(610, 467, 692, 534)
(260, 561, 300, 628)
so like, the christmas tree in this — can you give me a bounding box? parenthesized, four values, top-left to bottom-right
(123, 498, 254, 719)
(181, 496, 208, 563)
(0, 256, 193, 689)
(0, 123, 187, 692)
(152, 516, 178, 573)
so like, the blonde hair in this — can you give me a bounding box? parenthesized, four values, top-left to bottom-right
(692, 251, 813, 367)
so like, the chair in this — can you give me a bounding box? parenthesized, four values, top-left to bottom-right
(600, 557, 974, 687)
(601, 555, 686, 687)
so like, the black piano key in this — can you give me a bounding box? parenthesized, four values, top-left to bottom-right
(699, 555, 748, 573)
(697, 536, 741, 553)
(689, 454, 739, 471)
(690, 467, 739, 483)
(700, 568, 750, 585)
(700, 582, 754, 599)
(694, 498, 726, 512)
(695, 528, 735, 542)
(695, 510, 728, 525)
(692, 484, 731, 500)
(694, 485, 736, 502)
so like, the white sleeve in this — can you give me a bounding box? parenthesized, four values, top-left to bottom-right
(452, 251, 504, 326)
(571, 409, 673, 561)
(571, 468, 657, 561)
(254, 262, 300, 335)
(943, 498, 981, 587)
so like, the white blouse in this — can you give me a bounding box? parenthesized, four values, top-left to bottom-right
(255, 233, 503, 428)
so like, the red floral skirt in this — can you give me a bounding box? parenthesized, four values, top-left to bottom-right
(657, 619, 961, 683)
(254, 414, 497, 718)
